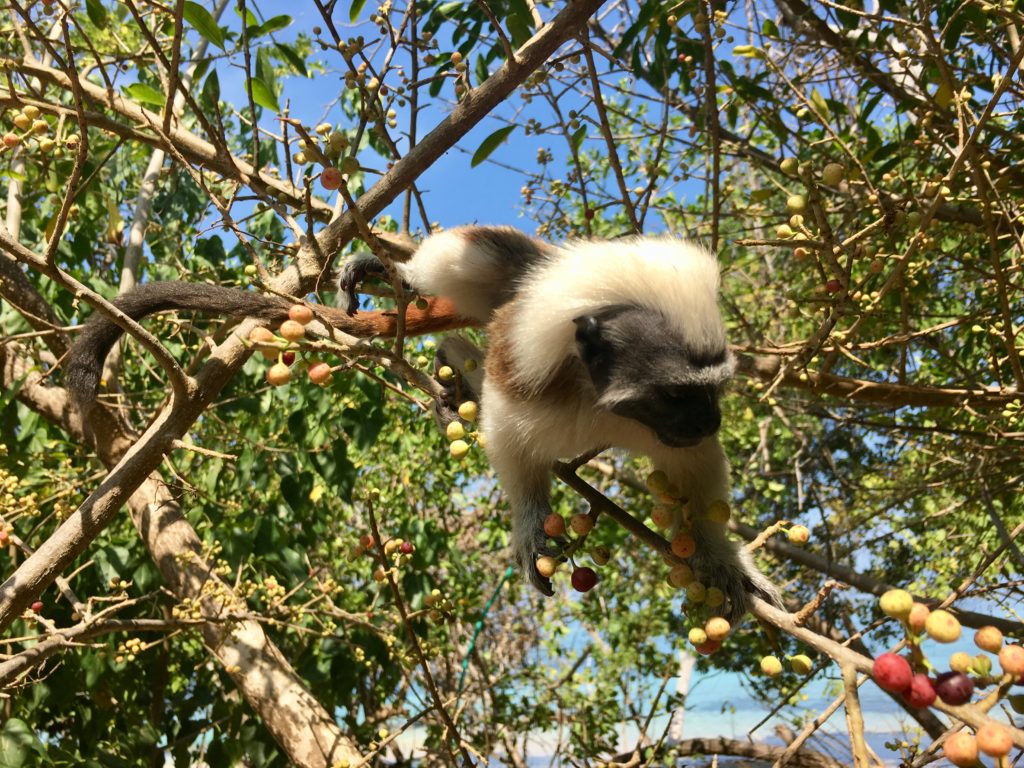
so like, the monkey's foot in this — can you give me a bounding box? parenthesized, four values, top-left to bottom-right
(336, 252, 391, 315)
(690, 532, 783, 625)
(513, 526, 568, 597)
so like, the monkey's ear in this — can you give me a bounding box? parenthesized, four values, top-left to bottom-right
(573, 314, 609, 369)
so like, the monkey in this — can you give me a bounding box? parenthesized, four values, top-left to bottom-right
(65, 225, 780, 622)
(340, 226, 781, 622)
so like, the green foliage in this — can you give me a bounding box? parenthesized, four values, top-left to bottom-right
(0, 0, 1021, 764)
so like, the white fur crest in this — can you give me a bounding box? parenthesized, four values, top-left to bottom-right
(508, 237, 727, 389)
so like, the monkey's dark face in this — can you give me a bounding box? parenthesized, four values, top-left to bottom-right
(574, 305, 734, 447)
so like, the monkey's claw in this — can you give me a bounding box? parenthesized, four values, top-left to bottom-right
(336, 253, 388, 315)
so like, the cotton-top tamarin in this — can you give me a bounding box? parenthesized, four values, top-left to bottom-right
(66, 226, 780, 621)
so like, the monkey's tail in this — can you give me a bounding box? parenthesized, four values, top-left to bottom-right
(64, 281, 475, 409)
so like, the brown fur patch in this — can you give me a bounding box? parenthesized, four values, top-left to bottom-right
(486, 302, 589, 402)
(319, 297, 474, 338)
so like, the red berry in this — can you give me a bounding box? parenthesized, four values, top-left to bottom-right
(825, 278, 843, 294)
(571, 566, 597, 593)
(694, 639, 721, 656)
(399, 541, 414, 554)
(30, 601, 43, 613)
(543, 513, 566, 538)
(281, 351, 296, 366)
(902, 673, 936, 708)
(934, 671, 973, 706)
(321, 167, 343, 190)
(584, 208, 595, 220)
(872, 653, 912, 693)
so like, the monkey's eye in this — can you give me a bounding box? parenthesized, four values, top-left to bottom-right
(664, 384, 702, 401)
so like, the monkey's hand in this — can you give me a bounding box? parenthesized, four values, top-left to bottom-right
(510, 497, 565, 597)
(431, 335, 484, 429)
(336, 252, 390, 315)
(690, 521, 782, 625)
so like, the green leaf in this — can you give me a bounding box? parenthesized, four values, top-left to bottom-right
(0, 719, 39, 767)
(248, 77, 280, 112)
(183, 1, 225, 50)
(201, 69, 220, 105)
(123, 82, 167, 108)
(274, 42, 308, 77)
(809, 88, 830, 117)
(471, 125, 515, 167)
(350, 0, 368, 23)
(249, 14, 292, 38)
(85, 0, 108, 26)
(570, 125, 586, 155)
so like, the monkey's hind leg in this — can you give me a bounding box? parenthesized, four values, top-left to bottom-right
(430, 334, 484, 430)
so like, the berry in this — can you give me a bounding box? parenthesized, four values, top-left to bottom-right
(685, 581, 707, 603)
(879, 588, 913, 620)
(934, 671, 973, 705)
(266, 363, 291, 386)
(974, 625, 1003, 653)
(543, 513, 566, 538)
(23, 105, 39, 119)
(458, 401, 478, 422)
(780, 157, 798, 175)
(667, 563, 694, 588)
(704, 617, 730, 642)
(760, 656, 782, 676)
(535, 556, 558, 578)
(872, 653, 912, 693)
(590, 546, 610, 566)
(30, 601, 43, 613)
(998, 644, 1024, 675)
(3, 133, 21, 147)
(249, 326, 275, 344)
(571, 567, 597, 593)
(943, 732, 978, 767)
(281, 351, 295, 366)
(694, 639, 721, 656)
(308, 362, 333, 385)
(321, 167, 343, 190)
(646, 470, 670, 494)
(902, 674, 936, 708)
(821, 163, 845, 186)
(244, 264, 258, 276)
(976, 723, 1012, 758)
(279, 319, 306, 341)
(445, 421, 466, 441)
(448, 440, 469, 459)
(786, 194, 807, 213)
(949, 652, 973, 673)
(288, 304, 314, 324)
(670, 532, 696, 558)
(437, 365, 455, 382)
(705, 587, 726, 608)
(825, 279, 843, 294)
(651, 505, 674, 528)
(907, 602, 930, 632)
(924, 609, 961, 643)
(340, 156, 360, 174)
(787, 525, 810, 544)
(570, 514, 594, 535)
(705, 499, 730, 523)
(688, 627, 708, 645)
(790, 654, 813, 675)
(399, 541, 414, 555)
(0, 530, 8, 544)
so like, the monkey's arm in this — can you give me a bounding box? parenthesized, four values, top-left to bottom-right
(64, 281, 469, 410)
(658, 442, 783, 623)
(339, 226, 555, 322)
